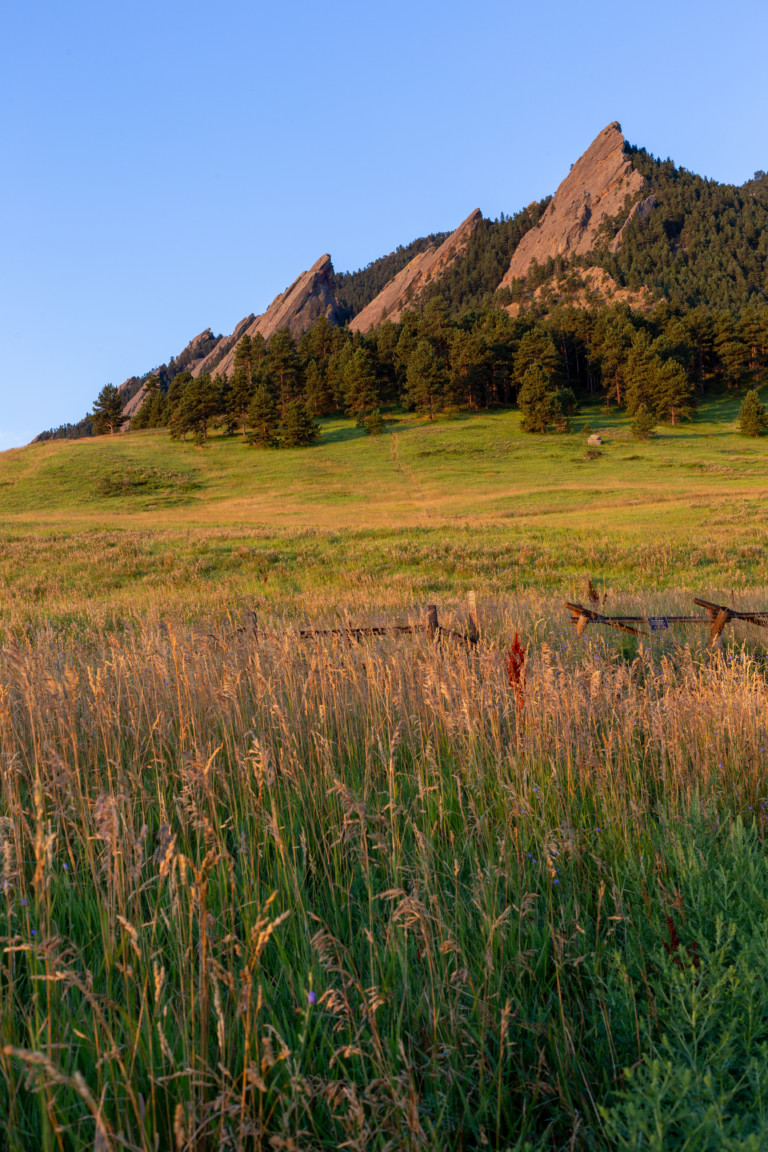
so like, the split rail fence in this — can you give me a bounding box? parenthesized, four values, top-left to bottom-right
(565, 597, 768, 645)
(248, 593, 480, 647)
(245, 592, 768, 649)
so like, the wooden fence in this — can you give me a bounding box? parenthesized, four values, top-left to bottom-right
(248, 593, 480, 647)
(565, 597, 768, 645)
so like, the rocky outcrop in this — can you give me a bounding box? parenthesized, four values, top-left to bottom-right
(190, 316, 254, 379)
(350, 209, 482, 332)
(120, 381, 149, 423)
(192, 255, 341, 378)
(121, 328, 222, 425)
(504, 266, 650, 317)
(500, 123, 646, 286)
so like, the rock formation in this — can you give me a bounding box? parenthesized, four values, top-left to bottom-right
(120, 328, 222, 425)
(350, 209, 482, 332)
(500, 123, 647, 287)
(191, 255, 341, 378)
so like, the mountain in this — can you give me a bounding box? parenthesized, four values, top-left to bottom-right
(120, 328, 222, 424)
(500, 122, 645, 286)
(191, 255, 340, 378)
(349, 210, 482, 332)
(35, 120, 768, 442)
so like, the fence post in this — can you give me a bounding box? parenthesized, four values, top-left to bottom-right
(710, 608, 731, 647)
(426, 605, 439, 642)
(467, 591, 479, 644)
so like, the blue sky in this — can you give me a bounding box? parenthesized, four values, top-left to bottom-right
(1, 0, 766, 448)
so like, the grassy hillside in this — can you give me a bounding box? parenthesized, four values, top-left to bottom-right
(1, 402, 767, 628)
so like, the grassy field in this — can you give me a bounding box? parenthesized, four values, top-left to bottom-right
(1, 406, 768, 1150)
(0, 398, 767, 629)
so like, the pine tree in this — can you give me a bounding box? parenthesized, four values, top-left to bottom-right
(226, 367, 255, 437)
(513, 328, 563, 393)
(131, 375, 164, 429)
(652, 358, 693, 424)
(404, 340, 446, 420)
(90, 384, 126, 435)
(631, 404, 656, 440)
(738, 389, 768, 436)
(279, 399, 320, 447)
(169, 374, 221, 443)
(304, 361, 335, 416)
(344, 348, 380, 423)
(265, 329, 302, 417)
(246, 380, 279, 446)
(518, 365, 558, 433)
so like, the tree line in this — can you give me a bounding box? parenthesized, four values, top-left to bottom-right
(101, 296, 768, 444)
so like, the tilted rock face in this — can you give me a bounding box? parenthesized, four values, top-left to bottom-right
(500, 123, 646, 286)
(192, 255, 341, 378)
(121, 328, 222, 425)
(120, 381, 149, 423)
(190, 316, 254, 379)
(350, 209, 482, 333)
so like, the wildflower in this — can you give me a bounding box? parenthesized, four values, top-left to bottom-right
(31, 929, 36, 936)
(63, 863, 69, 871)
(307, 991, 317, 1006)
(21, 899, 27, 907)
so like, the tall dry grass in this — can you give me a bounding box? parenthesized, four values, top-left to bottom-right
(1, 595, 767, 1149)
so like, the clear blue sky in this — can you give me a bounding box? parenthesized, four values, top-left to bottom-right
(2, 0, 766, 448)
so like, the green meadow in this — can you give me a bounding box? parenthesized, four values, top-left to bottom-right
(1, 407, 768, 1151)
(1, 398, 767, 627)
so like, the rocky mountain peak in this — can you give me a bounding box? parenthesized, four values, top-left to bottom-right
(500, 122, 646, 286)
(350, 209, 482, 333)
(191, 255, 341, 378)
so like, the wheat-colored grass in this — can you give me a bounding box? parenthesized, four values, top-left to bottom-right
(1, 593, 767, 1149)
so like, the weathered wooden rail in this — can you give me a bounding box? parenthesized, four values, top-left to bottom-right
(247, 594, 480, 647)
(566, 597, 768, 644)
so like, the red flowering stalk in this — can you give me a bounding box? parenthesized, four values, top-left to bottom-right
(505, 633, 526, 710)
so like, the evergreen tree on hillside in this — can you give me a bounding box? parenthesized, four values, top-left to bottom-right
(738, 389, 768, 436)
(265, 329, 303, 417)
(131, 374, 165, 429)
(653, 358, 694, 424)
(246, 379, 279, 446)
(279, 399, 320, 447)
(513, 329, 563, 393)
(226, 336, 258, 437)
(169, 374, 221, 443)
(590, 308, 638, 405)
(404, 340, 447, 420)
(625, 332, 693, 423)
(518, 365, 559, 433)
(344, 348, 380, 423)
(325, 342, 354, 411)
(90, 384, 126, 435)
(714, 315, 750, 388)
(631, 404, 657, 439)
(304, 360, 336, 415)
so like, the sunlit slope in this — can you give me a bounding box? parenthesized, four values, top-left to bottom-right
(3, 405, 767, 532)
(1, 403, 767, 620)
